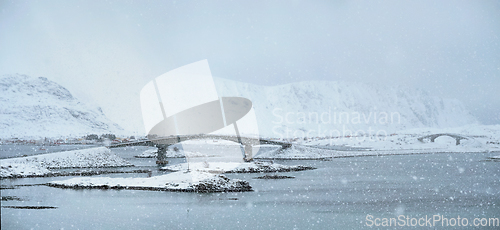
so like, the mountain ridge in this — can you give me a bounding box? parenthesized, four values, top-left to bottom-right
(213, 77, 478, 137)
(0, 74, 125, 138)
(0, 73, 478, 138)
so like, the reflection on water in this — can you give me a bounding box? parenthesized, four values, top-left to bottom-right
(1, 146, 499, 229)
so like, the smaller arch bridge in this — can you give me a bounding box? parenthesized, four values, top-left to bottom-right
(417, 133, 468, 145)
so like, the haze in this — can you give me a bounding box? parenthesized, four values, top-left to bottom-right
(1, 0, 499, 134)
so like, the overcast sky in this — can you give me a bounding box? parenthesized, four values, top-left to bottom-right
(1, 0, 499, 133)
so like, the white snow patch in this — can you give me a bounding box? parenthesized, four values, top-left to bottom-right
(131, 125, 500, 161)
(433, 136, 456, 146)
(135, 148, 159, 158)
(135, 148, 207, 158)
(0, 147, 131, 178)
(254, 125, 500, 159)
(48, 171, 251, 192)
(0, 162, 51, 178)
(161, 161, 314, 173)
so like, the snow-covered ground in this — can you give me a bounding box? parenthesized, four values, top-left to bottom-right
(161, 161, 315, 173)
(132, 125, 500, 161)
(135, 148, 160, 158)
(255, 125, 500, 159)
(0, 162, 51, 178)
(135, 140, 244, 158)
(47, 171, 252, 192)
(302, 124, 499, 150)
(47, 160, 314, 192)
(4, 125, 496, 191)
(0, 147, 132, 178)
(135, 147, 187, 158)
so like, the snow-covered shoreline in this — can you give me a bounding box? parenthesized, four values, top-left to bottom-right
(45, 160, 314, 193)
(254, 145, 499, 160)
(0, 147, 132, 178)
(134, 148, 185, 158)
(253, 125, 500, 159)
(47, 172, 252, 192)
(160, 161, 316, 173)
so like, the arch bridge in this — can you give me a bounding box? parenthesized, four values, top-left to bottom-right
(109, 134, 292, 164)
(417, 133, 468, 145)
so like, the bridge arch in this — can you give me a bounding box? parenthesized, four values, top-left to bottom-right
(149, 134, 291, 164)
(417, 133, 468, 145)
(109, 134, 292, 164)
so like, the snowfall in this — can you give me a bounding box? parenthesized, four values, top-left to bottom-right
(43, 158, 315, 192)
(255, 124, 500, 159)
(47, 171, 252, 192)
(0, 141, 316, 192)
(160, 161, 315, 173)
(2, 124, 499, 192)
(0, 147, 132, 178)
(1, 74, 499, 192)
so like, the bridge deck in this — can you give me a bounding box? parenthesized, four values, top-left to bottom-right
(108, 134, 292, 164)
(417, 133, 468, 145)
(109, 134, 291, 149)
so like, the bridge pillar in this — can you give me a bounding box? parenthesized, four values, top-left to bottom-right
(243, 144, 253, 162)
(156, 145, 169, 165)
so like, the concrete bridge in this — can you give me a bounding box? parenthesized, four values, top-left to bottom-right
(417, 133, 468, 145)
(109, 134, 292, 164)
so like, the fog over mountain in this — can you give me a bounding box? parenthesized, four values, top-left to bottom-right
(1, 0, 498, 130)
(0, 74, 124, 138)
(0, 73, 478, 138)
(214, 78, 477, 137)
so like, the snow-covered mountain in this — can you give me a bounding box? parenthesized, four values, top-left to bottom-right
(213, 78, 478, 137)
(0, 73, 477, 139)
(0, 74, 125, 138)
